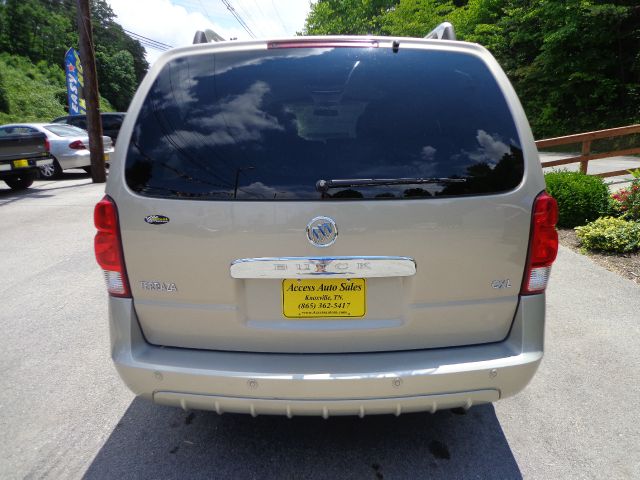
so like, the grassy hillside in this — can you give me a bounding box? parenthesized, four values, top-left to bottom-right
(0, 53, 113, 125)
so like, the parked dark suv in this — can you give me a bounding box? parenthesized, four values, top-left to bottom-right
(51, 112, 125, 143)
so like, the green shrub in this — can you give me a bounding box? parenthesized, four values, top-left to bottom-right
(575, 217, 640, 253)
(545, 171, 610, 227)
(607, 195, 624, 217)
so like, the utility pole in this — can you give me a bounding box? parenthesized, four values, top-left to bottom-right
(77, 0, 106, 183)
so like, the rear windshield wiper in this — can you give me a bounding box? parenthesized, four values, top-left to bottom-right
(315, 177, 467, 193)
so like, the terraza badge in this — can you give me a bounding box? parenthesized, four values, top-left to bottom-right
(140, 281, 177, 292)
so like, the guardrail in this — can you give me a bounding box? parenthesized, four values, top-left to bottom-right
(536, 124, 640, 177)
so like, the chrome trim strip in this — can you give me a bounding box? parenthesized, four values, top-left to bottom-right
(230, 256, 416, 279)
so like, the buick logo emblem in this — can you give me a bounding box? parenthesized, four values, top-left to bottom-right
(306, 216, 337, 247)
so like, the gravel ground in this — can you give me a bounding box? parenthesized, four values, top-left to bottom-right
(557, 227, 640, 285)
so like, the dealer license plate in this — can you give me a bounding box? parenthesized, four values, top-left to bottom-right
(13, 159, 29, 168)
(282, 278, 366, 318)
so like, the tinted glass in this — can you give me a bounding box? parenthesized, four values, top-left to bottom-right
(126, 47, 523, 200)
(0, 126, 38, 135)
(102, 115, 123, 130)
(67, 116, 87, 129)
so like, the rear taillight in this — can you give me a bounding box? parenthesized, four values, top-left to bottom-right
(44, 138, 51, 152)
(521, 191, 559, 295)
(69, 140, 86, 149)
(94, 196, 130, 297)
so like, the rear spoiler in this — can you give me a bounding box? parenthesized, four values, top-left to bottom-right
(425, 22, 456, 41)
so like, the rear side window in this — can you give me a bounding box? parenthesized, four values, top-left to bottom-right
(125, 47, 523, 200)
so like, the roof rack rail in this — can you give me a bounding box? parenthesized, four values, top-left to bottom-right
(424, 22, 456, 41)
(193, 29, 226, 44)
(193, 31, 207, 44)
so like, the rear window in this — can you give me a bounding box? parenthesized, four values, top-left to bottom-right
(45, 125, 86, 137)
(0, 126, 38, 136)
(125, 46, 524, 200)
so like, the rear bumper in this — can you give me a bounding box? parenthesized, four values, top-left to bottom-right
(109, 294, 545, 416)
(57, 150, 90, 169)
(0, 157, 52, 177)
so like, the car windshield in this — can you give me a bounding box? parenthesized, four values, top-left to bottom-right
(45, 125, 87, 137)
(126, 46, 524, 201)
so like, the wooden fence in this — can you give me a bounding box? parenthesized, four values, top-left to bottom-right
(536, 124, 640, 177)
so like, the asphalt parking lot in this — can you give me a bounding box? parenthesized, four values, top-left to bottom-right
(1, 173, 639, 479)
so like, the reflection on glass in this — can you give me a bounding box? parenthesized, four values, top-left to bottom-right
(126, 47, 524, 201)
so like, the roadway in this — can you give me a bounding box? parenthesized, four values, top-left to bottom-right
(0, 173, 638, 479)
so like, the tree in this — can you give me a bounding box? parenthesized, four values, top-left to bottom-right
(302, 0, 640, 137)
(0, 0, 149, 112)
(488, 0, 640, 136)
(90, 0, 149, 84)
(95, 49, 136, 111)
(304, 0, 399, 35)
(383, 0, 456, 37)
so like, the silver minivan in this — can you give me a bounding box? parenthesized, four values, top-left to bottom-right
(95, 34, 558, 417)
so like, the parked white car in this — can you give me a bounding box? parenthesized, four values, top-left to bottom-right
(0, 123, 114, 179)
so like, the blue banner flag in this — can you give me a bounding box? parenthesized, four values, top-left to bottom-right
(64, 48, 86, 115)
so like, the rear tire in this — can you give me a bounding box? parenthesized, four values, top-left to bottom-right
(5, 172, 35, 190)
(39, 158, 63, 179)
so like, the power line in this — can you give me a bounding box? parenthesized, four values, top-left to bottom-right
(133, 40, 169, 52)
(270, 0, 289, 35)
(125, 37, 170, 51)
(223, 0, 257, 38)
(197, 0, 214, 23)
(123, 29, 173, 51)
(124, 29, 173, 49)
(250, 0, 266, 19)
(196, 0, 243, 37)
(220, 0, 256, 38)
(234, 0, 264, 37)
